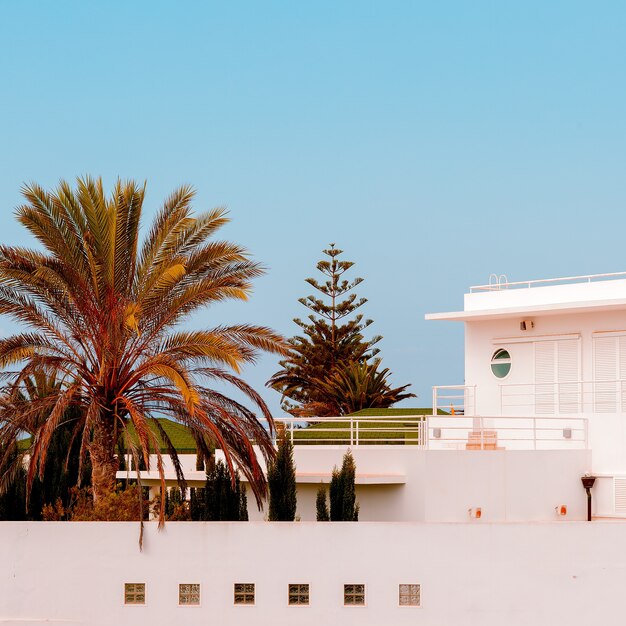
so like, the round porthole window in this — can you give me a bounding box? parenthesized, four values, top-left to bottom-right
(491, 349, 511, 378)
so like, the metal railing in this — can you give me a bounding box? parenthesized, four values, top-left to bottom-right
(427, 414, 588, 450)
(270, 412, 588, 450)
(274, 415, 428, 447)
(432, 385, 476, 416)
(500, 380, 626, 416)
(470, 270, 626, 292)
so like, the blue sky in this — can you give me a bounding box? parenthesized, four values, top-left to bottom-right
(1, 1, 626, 414)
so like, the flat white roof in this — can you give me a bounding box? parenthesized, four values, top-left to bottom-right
(117, 470, 407, 485)
(427, 272, 626, 321)
(426, 298, 626, 322)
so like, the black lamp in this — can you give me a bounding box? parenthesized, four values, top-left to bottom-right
(581, 475, 596, 521)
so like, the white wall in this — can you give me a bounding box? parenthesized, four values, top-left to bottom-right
(2, 521, 626, 626)
(138, 447, 592, 522)
(244, 448, 591, 523)
(464, 309, 626, 474)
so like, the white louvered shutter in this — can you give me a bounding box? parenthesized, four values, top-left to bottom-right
(619, 336, 626, 412)
(535, 342, 555, 414)
(594, 336, 618, 413)
(535, 339, 580, 415)
(615, 477, 626, 514)
(558, 340, 580, 414)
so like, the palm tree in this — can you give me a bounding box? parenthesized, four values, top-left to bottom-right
(0, 176, 286, 523)
(0, 371, 88, 518)
(313, 359, 415, 415)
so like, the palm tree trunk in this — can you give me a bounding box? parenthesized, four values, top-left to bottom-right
(90, 418, 118, 502)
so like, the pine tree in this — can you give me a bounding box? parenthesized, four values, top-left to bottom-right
(267, 429, 297, 521)
(268, 244, 383, 416)
(316, 483, 329, 521)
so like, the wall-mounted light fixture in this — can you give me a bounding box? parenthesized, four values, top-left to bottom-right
(563, 428, 572, 439)
(520, 320, 534, 331)
(468, 507, 482, 519)
(581, 475, 596, 522)
(433, 428, 441, 439)
(555, 504, 567, 516)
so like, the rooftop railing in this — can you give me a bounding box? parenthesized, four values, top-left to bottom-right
(274, 415, 428, 447)
(470, 270, 626, 293)
(272, 413, 588, 450)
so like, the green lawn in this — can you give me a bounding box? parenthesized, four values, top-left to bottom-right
(288, 408, 442, 446)
(123, 418, 198, 453)
(16, 418, 198, 455)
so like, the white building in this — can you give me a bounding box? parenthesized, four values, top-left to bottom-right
(4, 271, 626, 625)
(427, 270, 626, 518)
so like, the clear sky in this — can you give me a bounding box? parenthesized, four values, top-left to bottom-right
(1, 1, 626, 415)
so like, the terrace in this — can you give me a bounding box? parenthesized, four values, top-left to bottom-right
(274, 405, 588, 451)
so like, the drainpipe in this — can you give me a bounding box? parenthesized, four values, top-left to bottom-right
(581, 475, 596, 521)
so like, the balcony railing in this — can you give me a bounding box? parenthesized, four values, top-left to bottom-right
(432, 385, 476, 416)
(427, 414, 588, 450)
(274, 415, 428, 447)
(272, 413, 588, 450)
(500, 380, 626, 416)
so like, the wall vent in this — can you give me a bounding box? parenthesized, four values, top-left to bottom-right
(614, 477, 626, 513)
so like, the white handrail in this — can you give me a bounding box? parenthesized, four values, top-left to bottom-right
(499, 379, 626, 416)
(270, 413, 587, 450)
(470, 270, 626, 292)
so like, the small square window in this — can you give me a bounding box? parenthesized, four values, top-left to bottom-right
(399, 583, 421, 607)
(344, 583, 365, 606)
(234, 583, 255, 605)
(124, 583, 145, 605)
(288, 583, 310, 606)
(179, 583, 200, 605)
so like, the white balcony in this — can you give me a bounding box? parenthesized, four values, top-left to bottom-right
(499, 380, 626, 416)
(274, 411, 588, 451)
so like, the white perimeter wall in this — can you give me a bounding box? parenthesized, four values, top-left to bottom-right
(243, 448, 591, 522)
(2, 521, 626, 626)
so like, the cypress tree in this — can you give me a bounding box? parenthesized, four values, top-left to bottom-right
(316, 483, 329, 521)
(329, 450, 359, 521)
(267, 429, 297, 521)
(340, 450, 358, 521)
(329, 466, 342, 521)
(193, 460, 248, 521)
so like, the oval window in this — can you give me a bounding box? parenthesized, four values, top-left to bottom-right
(491, 349, 511, 378)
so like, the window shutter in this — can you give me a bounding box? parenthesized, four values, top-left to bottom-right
(619, 336, 626, 412)
(594, 336, 617, 413)
(535, 341, 555, 414)
(615, 477, 626, 514)
(558, 340, 579, 414)
(535, 339, 580, 414)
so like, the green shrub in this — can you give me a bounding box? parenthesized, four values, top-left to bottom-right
(191, 460, 248, 521)
(316, 483, 329, 521)
(268, 429, 297, 521)
(329, 449, 359, 521)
